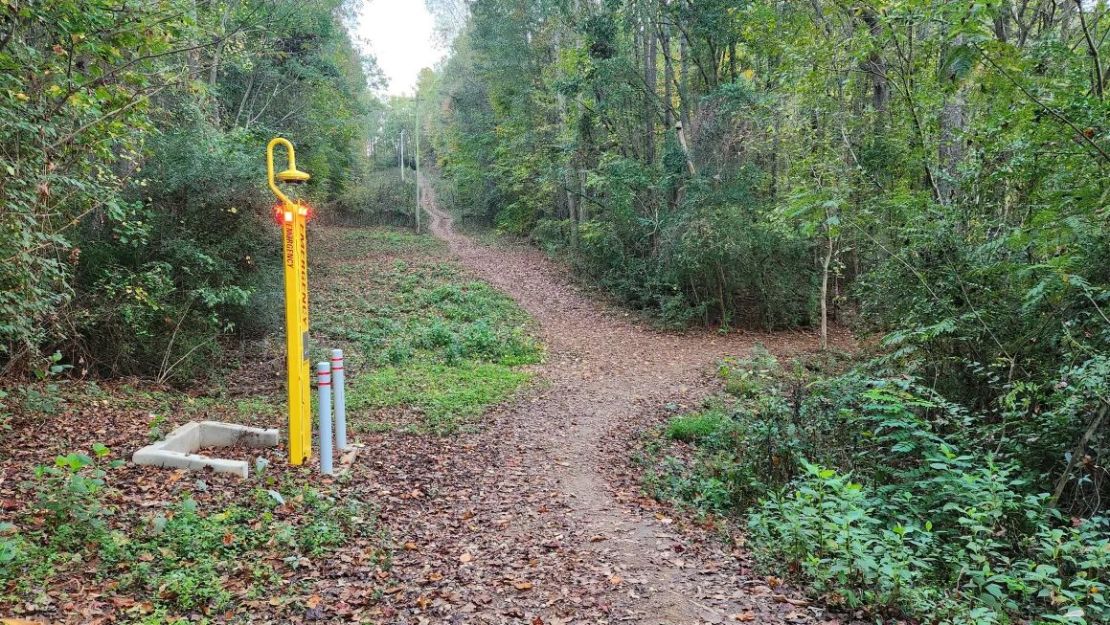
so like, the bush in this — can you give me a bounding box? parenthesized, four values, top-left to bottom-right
(32, 445, 118, 552)
(659, 202, 816, 329)
(749, 462, 935, 614)
(72, 118, 281, 382)
(524, 163, 816, 330)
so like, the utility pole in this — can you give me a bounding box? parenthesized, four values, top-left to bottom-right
(399, 128, 406, 182)
(415, 97, 421, 234)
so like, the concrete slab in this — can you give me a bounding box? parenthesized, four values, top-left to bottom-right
(133, 421, 279, 478)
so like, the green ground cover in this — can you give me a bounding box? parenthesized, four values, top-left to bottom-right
(312, 227, 542, 433)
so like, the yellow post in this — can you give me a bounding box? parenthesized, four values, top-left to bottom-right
(267, 138, 312, 466)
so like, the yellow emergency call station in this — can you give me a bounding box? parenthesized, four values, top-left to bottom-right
(266, 138, 312, 465)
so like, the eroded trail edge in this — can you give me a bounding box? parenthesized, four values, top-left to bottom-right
(372, 178, 832, 624)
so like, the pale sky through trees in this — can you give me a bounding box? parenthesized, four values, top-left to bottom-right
(354, 1, 445, 95)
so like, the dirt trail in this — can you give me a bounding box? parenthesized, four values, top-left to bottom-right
(368, 177, 837, 625)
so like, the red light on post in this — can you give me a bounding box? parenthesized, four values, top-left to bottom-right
(273, 203, 311, 224)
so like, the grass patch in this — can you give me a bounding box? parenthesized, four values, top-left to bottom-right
(665, 410, 732, 443)
(643, 407, 754, 517)
(638, 346, 791, 518)
(312, 227, 541, 433)
(338, 227, 444, 256)
(349, 361, 530, 432)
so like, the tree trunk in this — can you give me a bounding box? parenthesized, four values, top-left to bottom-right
(938, 35, 968, 206)
(643, 12, 657, 164)
(209, 1, 233, 87)
(567, 167, 579, 247)
(820, 230, 833, 350)
(1074, 0, 1105, 100)
(661, 17, 674, 130)
(233, 71, 254, 128)
(860, 9, 889, 117)
(676, 121, 696, 176)
(578, 169, 588, 222)
(678, 35, 693, 132)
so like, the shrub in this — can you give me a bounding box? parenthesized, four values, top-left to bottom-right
(750, 462, 1110, 624)
(749, 462, 934, 614)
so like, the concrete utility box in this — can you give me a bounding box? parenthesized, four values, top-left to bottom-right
(133, 421, 280, 478)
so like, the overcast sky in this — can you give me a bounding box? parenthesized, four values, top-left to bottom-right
(353, 1, 446, 96)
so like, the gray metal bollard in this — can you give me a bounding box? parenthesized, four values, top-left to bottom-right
(316, 362, 333, 476)
(331, 349, 347, 451)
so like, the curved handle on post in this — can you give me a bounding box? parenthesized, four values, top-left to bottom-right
(267, 137, 296, 206)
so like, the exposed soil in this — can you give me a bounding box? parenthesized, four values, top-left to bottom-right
(355, 177, 853, 624)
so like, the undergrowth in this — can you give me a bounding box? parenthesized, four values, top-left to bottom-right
(0, 445, 387, 620)
(639, 346, 1109, 625)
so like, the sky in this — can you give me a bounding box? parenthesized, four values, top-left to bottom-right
(353, 1, 445, 96)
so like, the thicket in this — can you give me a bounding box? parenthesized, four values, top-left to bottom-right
(0, 0, 380, 381)
(643, 348, 1109, 623)
(335, 165, 417, 227)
